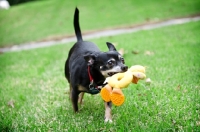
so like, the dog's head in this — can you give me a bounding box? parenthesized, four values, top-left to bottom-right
(84, 42, 128, 78)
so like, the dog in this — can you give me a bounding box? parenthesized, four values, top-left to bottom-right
(64, 8, 128, 122)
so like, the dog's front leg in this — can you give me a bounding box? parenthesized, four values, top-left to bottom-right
(104, 101, 112, 122)
(78, 92, 84, 105)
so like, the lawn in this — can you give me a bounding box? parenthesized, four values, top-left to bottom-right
(0, 20, 200, 131)
(0, 0, 200, 46)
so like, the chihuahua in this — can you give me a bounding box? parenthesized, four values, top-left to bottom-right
(65, 8, 128, 122)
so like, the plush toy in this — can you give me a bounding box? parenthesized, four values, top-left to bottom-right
(100, 65, 146, 106)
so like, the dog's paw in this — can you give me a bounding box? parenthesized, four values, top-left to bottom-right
(104, 118, 113, 123)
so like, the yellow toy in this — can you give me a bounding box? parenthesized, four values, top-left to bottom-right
(100, 65, 146, 106)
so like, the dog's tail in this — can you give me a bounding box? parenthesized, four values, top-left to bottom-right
(74, 7, 83, 41)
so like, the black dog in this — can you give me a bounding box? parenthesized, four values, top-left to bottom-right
(65, 8, 128, 122)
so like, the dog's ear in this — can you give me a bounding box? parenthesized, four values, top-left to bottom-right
(84, 54, 96, 65)
(106, 42, 117, 51)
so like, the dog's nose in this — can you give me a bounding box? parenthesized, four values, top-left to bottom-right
(121, 65, 128, 71)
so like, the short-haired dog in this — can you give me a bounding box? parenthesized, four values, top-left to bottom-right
(65, 8, 128, 122)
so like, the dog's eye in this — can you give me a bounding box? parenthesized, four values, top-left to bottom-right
(121, 57, 125, 64)
(107, 60, 115, 66)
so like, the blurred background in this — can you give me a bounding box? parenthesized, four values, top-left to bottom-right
(0, 0, 200, 47)
(5, 0, 36, 5)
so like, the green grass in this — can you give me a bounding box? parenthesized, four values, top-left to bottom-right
(0, 21, 200, 131)
(0, 0, 200, 46)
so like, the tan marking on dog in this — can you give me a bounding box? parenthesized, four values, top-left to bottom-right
(77, 85, 87, 105)
(78, 92, 84, 105)
(77, 85, 87, 91)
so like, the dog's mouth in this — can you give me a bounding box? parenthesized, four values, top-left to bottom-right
(108, 72, 118, 76)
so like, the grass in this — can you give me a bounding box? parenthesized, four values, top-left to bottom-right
(0, 0, 200, 46)
(0, 20, 200, 131)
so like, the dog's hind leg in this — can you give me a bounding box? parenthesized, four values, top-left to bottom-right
(71, 89, 79, 112)
(104, 101, 112, 123)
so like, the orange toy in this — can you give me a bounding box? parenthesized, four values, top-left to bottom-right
(100, 65, 146, 106)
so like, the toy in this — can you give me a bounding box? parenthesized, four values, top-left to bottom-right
(100, 65, 146, 106)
